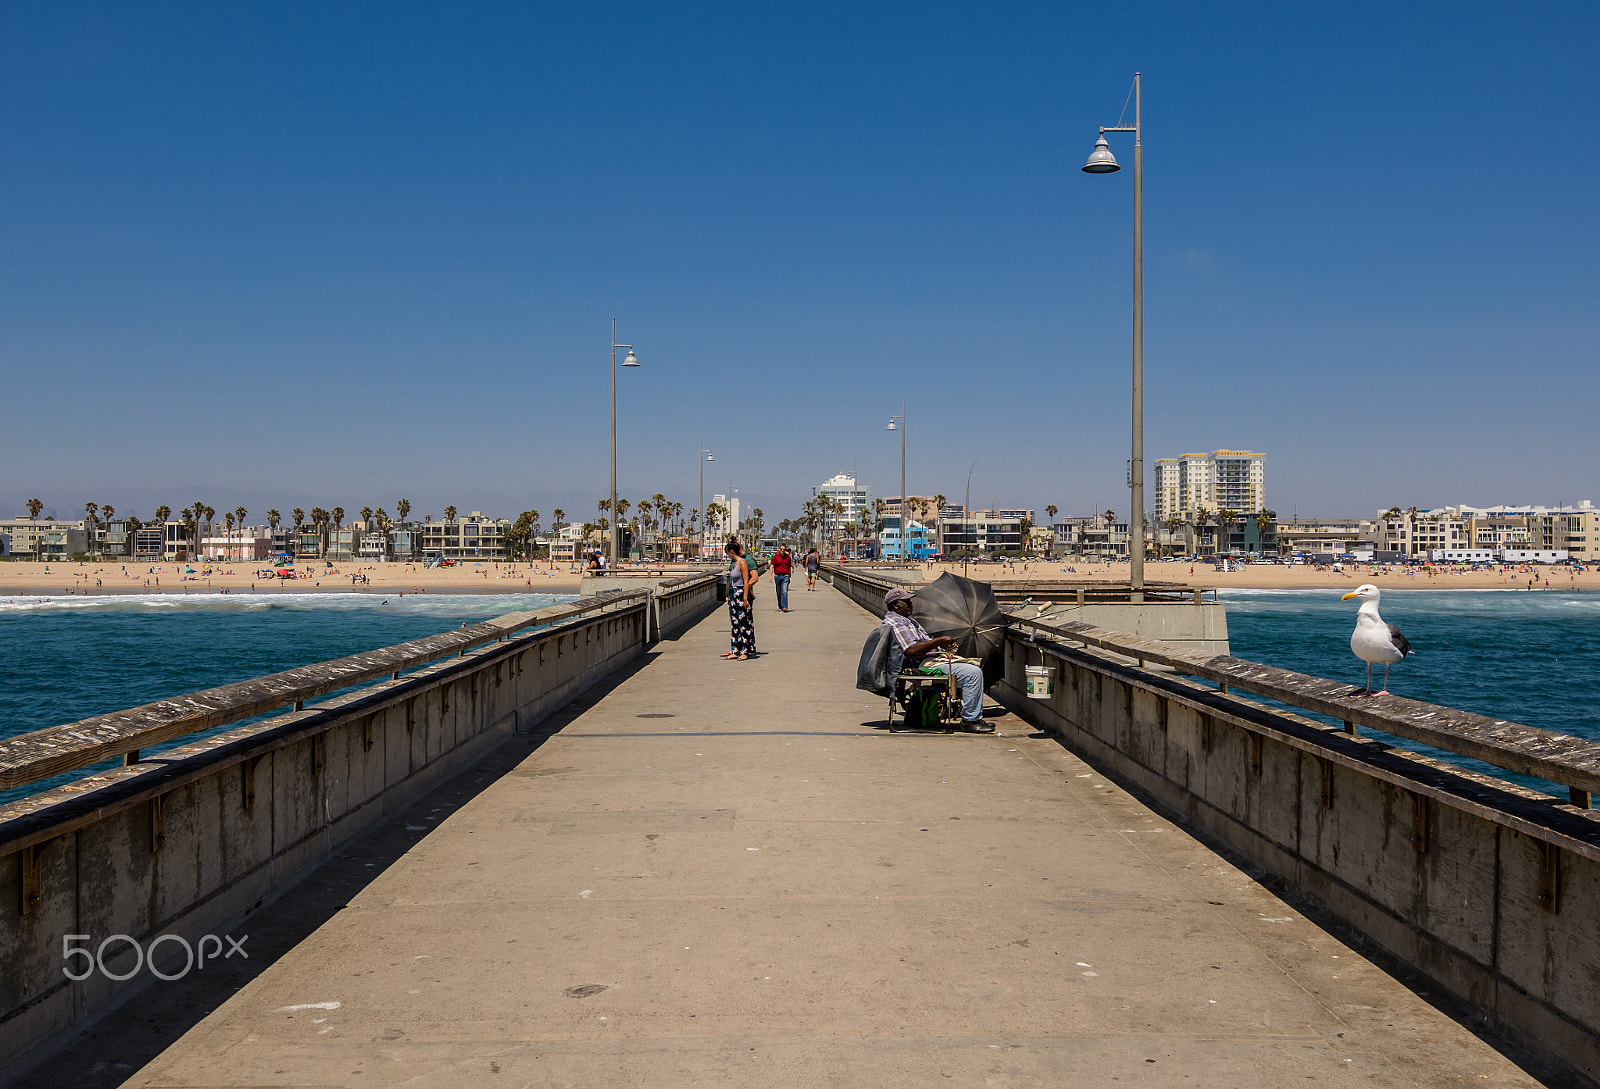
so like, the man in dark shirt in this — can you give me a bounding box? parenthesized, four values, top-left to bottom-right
(804, 548, 821, 590)
(770, 546, 794, 611)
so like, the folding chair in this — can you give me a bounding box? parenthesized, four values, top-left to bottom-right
(887, 672, 958, 733)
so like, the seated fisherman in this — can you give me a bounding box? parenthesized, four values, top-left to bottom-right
(881, 587, 993, 733)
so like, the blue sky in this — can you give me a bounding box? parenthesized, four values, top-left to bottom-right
(3, 3, 1598, 527)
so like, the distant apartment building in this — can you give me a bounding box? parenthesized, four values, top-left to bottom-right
(709, 495, 741, 542)
(326, 525, 361, 562)
(1365, 503, 1599, 560)
(879, 521, 935, 560)
(421, 512, 510, 560)
(878, 496, 940, 531)
(293, 522, 325, 559)
(359, 530, 391, 561)
(133, 526, 165, 560)
(1053, 513, 1129, 559)
(1155, 450, 1266, 525)
(389, 523, 421, 560)
(812, 473, 872, 529)
(200, 531, 273, 561)
(1275, 519, 1374, 558)
(939, 510, 1025, 555)
(0, 517, 88, 560)
(97, 520, 131, 557)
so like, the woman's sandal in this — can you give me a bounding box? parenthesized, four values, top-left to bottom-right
(720, 651, 739, 659)
(734, 654, 749, 660)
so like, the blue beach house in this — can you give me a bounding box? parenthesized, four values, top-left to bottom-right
(880, 520, 935, 560)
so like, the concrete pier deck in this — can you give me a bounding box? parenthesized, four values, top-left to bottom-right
(56, 584, 1540, 1087)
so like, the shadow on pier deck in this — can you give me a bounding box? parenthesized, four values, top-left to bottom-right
(24, 584, 1546, 1088)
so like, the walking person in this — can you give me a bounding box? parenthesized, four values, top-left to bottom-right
(804, 546, 821, 590)
(722, 537, 757, 660)
(770, 544, 794, 611)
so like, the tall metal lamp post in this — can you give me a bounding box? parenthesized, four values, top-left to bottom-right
(1082, 71, 1144, 599)
(699, 441, 714, 558)
(610, 318, 641, 569)
(885, 400, 906, 560)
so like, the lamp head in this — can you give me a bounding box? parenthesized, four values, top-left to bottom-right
(1082, 133, 1120, 174)
(885, 420, 897, 431)
(705, 453, 714, 462)
(622, 348, 640, 367)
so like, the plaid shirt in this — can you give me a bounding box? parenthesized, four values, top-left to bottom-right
(882, 609, 932, 662)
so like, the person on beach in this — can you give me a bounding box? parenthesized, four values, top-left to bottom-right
(804, 547, 821, 590)
(770, 545, 793, 612)
(723, 537, 756, 660)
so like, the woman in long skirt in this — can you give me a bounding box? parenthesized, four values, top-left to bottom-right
(722, 537, 756, 660)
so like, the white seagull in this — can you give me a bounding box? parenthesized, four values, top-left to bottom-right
(1342, 583, 1411, 696)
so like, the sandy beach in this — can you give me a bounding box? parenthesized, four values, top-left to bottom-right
(3, 556, 1590, 598)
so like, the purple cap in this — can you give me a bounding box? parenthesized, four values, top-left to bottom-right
(884, 588, 916, 604)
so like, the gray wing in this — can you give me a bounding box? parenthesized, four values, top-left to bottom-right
(1387, 623, 1411, 658)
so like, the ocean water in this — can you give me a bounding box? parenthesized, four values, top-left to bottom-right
(0, 592, 576, 803)
(1222, 587, 1600, 794)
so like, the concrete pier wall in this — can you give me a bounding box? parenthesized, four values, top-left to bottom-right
(0, 577, 720, 1075)
(821, 563, 1229, 655)
(994, 624, 1600, 1086)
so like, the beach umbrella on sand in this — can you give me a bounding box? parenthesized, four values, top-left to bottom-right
(913, 571, 1007, 686)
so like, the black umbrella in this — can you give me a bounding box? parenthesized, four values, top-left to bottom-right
(913, 572, 1007, 685)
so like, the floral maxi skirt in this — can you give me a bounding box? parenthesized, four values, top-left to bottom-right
(729, 595, 755, 655)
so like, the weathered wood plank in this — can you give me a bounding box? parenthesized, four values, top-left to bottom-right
(0, 588, 651, 791)
(1012, 615, 1600, 797)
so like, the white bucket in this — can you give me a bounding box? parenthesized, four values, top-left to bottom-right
(1025, 665, 1054, 700)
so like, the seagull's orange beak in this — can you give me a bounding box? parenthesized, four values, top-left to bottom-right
(1341, 591, 1359, 600)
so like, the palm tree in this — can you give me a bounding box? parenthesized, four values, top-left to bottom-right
(1255, 509, 1276, 554)
(1164, 517, 1183, 556)
(360, 506, 374, 525)
(444, 505, 457, 524)
(1046, 504, 1058, 523)
(1217, 509, 1238, 554)
(291, 507, 304, 528)
(396, 498, 411, 523)
(26, 498, 42, 519)
(309, 507, 329, 557)
(99, 503, 115, 555)
(155, 504, 172, 525)
(267, 509, 281, 537)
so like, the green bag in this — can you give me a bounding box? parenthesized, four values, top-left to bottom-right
(904, 689, 940, 729)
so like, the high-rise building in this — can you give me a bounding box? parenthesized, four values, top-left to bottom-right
(812, 474, 872, 526)
(1154, 450, 1265, 524)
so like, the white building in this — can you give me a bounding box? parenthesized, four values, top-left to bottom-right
(200, 532, 273, 561)
(812, 473, 872, 527)
(710, 494, 741, 541)
(1154, 450, 1266, 524)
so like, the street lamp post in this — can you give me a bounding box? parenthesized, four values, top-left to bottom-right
(699, 441, 714, 558)
(1082, 71, 1145, 599)
(885, 400, 906, 560)
(610, 318, 641, 569)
